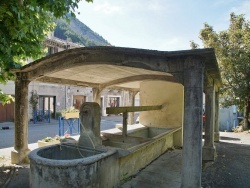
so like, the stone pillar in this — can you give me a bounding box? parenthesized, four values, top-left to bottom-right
(11, 73, 30, 164)
(181, 57, 204, 188)
(214, 90, 220, 142)
(127, 91, 137, 125)
(78, 102, 102, 148)
(202, 85, 216, 161)
(92, 87, 101, 105)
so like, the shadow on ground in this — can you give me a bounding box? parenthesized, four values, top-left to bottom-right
(220, 136, 241, 141)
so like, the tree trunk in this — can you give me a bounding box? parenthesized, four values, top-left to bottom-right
(243, 96, 250, 130)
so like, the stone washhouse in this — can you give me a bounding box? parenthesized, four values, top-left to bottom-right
(10, 46, 221, 187)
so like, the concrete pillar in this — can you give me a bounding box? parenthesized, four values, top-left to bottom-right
(127, 91, 137, 125)
(11, 73, 30, 164)
(92, 87, 101, 105)
(214, 90, 220, 142)
(202, 85, 216, 161)
(181, 57, 204, 188)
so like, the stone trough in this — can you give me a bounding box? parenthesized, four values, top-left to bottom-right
(102, 125, 181, 179)
(29, 102, 181, 187)
(102, 125, 178, 150)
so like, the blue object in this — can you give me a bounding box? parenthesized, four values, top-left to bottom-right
(33, 110, 51, 124)
(58, 117, 80, 136)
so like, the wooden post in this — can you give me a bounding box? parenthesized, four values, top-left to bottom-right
(106, 105, 162, 114)
(123, 112, 128, 138)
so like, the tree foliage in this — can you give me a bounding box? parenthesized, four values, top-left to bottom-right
(0, 0, 92, 104)
(190, 40, 199, 49)
(199, 13, 250, 128)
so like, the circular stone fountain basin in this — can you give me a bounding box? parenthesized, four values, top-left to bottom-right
(29, 144, 119, 188)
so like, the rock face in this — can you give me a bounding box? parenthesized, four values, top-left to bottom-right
(54, 15, 110, 46)
(78, 102, 102, 148)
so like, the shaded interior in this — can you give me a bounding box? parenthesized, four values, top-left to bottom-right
(102, 133, 151, 149)
(102, 127, 173, 149)
(128, 127, 173, 138)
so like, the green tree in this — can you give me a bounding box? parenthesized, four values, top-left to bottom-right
(190, 40, 199, 49)
(0, 0, 92, 104)
(198, 13, 250, 129)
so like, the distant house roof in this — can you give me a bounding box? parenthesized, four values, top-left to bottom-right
(44, 36, 84, 49)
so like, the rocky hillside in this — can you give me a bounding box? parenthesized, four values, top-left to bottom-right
(54, 15, 110, 46)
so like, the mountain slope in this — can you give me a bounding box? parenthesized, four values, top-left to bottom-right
(54, 15, 110, 46)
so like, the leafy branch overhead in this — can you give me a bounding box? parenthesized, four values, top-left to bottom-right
(0, 0, 92, 103)
(197, 13, 250, 129)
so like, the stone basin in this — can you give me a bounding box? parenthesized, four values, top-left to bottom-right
(101, 125, 181, 180)
(37, 144, 104, 160)
(102, 125, 174, 150)
(102, 134, 151, 149)
(127, 126, 174, 138)
(29, 144, 119, 188)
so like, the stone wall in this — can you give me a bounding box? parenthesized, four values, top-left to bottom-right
(140, 81, 184, 128)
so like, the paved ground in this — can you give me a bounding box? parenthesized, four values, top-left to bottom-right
(201, 132, 250, 188)
(119, 131, 250, 188)
(120, 149, 182, 188)
(0, 115, 124, 148)
(1, 119, 250, 187)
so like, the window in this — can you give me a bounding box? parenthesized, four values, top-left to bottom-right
(108, 97, 120, 107)
(47, 47, 59, 55)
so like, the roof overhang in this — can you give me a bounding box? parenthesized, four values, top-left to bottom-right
(11, 46, 222, 90)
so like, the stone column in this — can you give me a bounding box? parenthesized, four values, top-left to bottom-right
(127, 91, 137, 125)
(214, 90, 220, 142)
(92, 87, 101, 105)
(11, 73, 30, 164)
(78, 102, 102, 148)
(181, 57, 204, 188)
(202, 85, 216, 161)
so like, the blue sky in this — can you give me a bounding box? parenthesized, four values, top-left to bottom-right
(76, 0, 250, 51)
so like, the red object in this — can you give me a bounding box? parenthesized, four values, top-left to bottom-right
(203, 115, 206, 122)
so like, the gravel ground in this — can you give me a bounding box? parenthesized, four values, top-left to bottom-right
(201, 131, 250, 188)
(0, 155, 15, 188)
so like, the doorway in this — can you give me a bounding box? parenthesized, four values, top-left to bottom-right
(73, 95, 86, 110)
(0, 101, 15, 122)
(108, 96, 120, 107)
(39, 96, 56, 118)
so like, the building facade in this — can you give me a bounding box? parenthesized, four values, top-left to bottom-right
(0, 34, 136, 122)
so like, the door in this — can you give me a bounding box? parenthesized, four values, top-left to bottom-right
(0, 101, 15, 122)
(73, 95, 86, 110)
